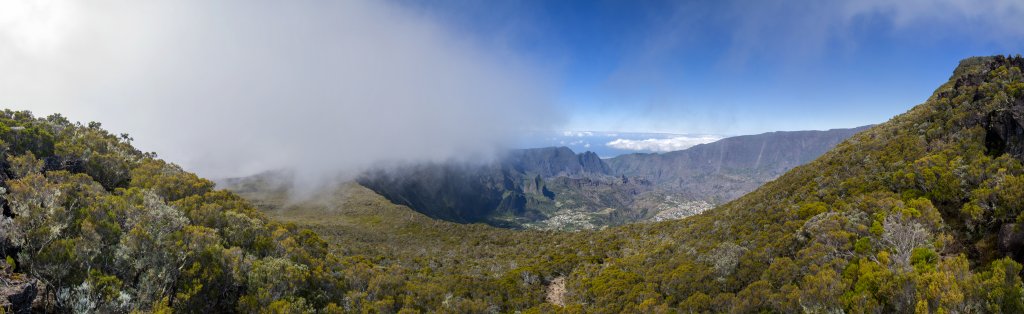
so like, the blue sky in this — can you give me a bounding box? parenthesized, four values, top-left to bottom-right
(397, 0, 1024, 135)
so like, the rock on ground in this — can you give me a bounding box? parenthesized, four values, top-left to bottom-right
(0, 274, 37, 314)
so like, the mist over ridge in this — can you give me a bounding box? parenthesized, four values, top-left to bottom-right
(0, 0, 563, 189)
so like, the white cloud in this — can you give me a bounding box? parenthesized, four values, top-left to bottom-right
(0, 0, 563, 191)
(721, 0, 1024, 66)
(606, 135, 721, 152)
(0, 0, 78, 55)
(561, 130, 594, 137)
(563, 139, 589, 147)
(841, 0, 1024, 33)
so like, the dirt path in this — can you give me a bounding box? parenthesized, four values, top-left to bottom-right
(546, 276, 566, 306)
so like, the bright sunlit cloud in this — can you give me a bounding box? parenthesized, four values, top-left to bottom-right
(606, 135, 722, 153)
(0, 0, 78, 55)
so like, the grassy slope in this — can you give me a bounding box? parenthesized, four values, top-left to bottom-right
(258, 183, 553, 261)
(250, 183, 596, 310)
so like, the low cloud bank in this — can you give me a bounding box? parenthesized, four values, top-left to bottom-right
(0, 0, 562, 192)
(606, 135, 721, 152)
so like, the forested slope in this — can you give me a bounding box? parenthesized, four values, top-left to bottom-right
(0, 112, 354, 312)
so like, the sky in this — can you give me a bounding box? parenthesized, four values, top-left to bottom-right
(0, 0, 559, 182)
(399, 0, 1024, 134)
(2, 0, 1024, 180)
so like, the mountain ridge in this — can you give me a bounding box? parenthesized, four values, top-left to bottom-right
(354, 126, 868, 229)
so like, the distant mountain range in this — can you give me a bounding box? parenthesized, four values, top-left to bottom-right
(609, 126, 872, 202)
(357, 126, 869, 229)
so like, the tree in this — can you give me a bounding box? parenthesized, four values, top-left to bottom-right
(881, 214, 931, 271)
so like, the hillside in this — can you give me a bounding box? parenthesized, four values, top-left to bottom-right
(540, 55, 1024, 312)
(355, 126, 866, 230)
(254, 55, 1024, 312)
(3, 55, 1024, 313)
(0, 112, 353, 312)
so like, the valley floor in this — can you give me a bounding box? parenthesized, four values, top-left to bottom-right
(252, 183, 592, 310)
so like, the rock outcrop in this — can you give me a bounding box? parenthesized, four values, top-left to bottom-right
(999, 223, 1024, 263)
(0, 274, 37, 314)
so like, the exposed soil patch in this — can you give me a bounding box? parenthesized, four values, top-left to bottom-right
(546, 276, 566, 306)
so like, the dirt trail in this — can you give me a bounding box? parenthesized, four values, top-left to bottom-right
(546, 276, 566, 306)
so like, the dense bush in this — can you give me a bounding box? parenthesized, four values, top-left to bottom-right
(0, 110, 342, 313)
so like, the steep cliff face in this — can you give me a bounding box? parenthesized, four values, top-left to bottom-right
(984, 103, 1024, 159)
(356, 147, 618, 228)
(357, 163, 539, 226)
(577, 151, 611, 174)
(502, 146, 610, 177)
